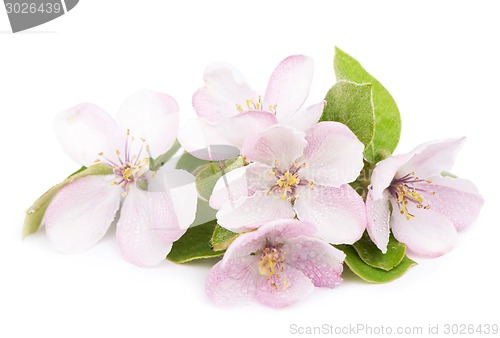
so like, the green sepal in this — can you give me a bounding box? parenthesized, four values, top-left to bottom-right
(167, 220, 224, 263)
(211, 224, 239, 251)
(22, 163, 113, 239)
(322, 80, 375, 149)
(336, 244, 416, 284)
(334, 47, 401, 162)
(353, 232, 406, 271)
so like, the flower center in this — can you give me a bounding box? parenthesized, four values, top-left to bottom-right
(235, 96, 277, 114)
(257, 245, 288, 290)
(267, 160, 314, 202)
(277, 171, 300, 191)
(388, 172, 435, 220)
(95, 129, 150, 194)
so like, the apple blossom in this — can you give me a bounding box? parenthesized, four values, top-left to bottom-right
(205, 219, 346, 307)
(178, 55, 326, 157)
(366, 138, 484, 257)
(210, 123, 367, 244)
(44, 90, 197, 267)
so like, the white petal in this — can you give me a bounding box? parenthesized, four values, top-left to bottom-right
(217, 110, 277, 149)
(263, 55, 314, 121)
(280, 100, 325, 131)
(242, 125, 307, 169)
(116, 90, 180, 158)
(245, 163, 277, 192)
(45, 175, 121, 253)
(370, 153, 413, 200)
(209, 166, 249, 210)
(216, 191, 295, 233)
(366, 190, 391, 253)
(390, 203, 458, 258)
(398, 138, 465, 179)
(146, 167, 198, 230)
(116, 183, 192, 267)
(193, 62, 257, 123)
(293, 185, 366, 244)
(421, 176, 484, 231)
(301, 122, 364, 187)
(54, 103, 123, 166)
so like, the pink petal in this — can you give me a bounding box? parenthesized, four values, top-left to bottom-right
(285, 237, 345, 288)
(116, 185, 189, 267)
(301, 122, 364, 187)
(370, 153, 414, 200)
(293, 185, 366, 244)
(263, 55, 314, 121)
(421, 176, 484, 231)
(217, 110, 277, 149)
(242, 125, 307, 169)
(366, 190, 391, 253)
(177, 118, 238, 160)
(216, 191, 295, 233)
(205, 256, 259, 306)
(54, 103, 123, 166)
(255, 266, 314, 308)
(193, 63, 257, 123)
(45, 175, 122, 253)
(206, 219, 318, 307)
(209, 167, 249, 210)
(280, 100, 326, 131)
(398, 138, 465, 179)
(222, 219, 317, 261)
(390, 204, 458, 258)
(116, 90, 180, 158)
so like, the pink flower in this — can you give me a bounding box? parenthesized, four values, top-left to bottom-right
(210, 123, 367, 244)
(178, 55, 326, 158)
(366, 138, 484, 257)
(44, 90, 198, 267)
(205, 219, 346, 307)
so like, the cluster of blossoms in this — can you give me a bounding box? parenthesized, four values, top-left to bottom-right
(25, 53, 483, 308)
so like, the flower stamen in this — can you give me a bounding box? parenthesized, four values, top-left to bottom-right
(389, 172, 434, 220)
(96, 130, 150, 192)
(257, 245, 287, 290)
(266, 159, 313, 202)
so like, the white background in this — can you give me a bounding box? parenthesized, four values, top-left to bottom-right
(1, 1, 499, 337)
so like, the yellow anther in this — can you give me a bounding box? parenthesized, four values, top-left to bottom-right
(246, 99, 255, 110)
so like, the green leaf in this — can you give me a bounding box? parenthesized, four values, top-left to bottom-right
(195, 157, 244, 201)
(211, 224, 239, 251)
(149, 140, 181, 171)
(167, 220, 224, 263)
(353, 232, 406, 271)
(337, 244, 416, 283)
(322, 81, 375, 148)
(334, 47, 401, 162)
(175, 151, 209, 174)
(22, 163, 113, 239)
